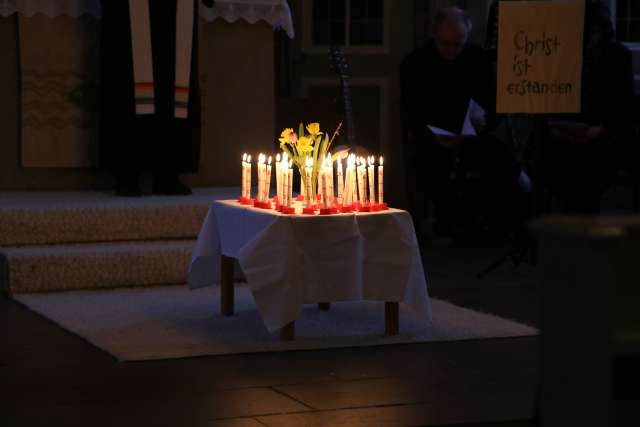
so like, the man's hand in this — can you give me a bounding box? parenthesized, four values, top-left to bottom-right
(470, 116, 486, 133)
(550, 124, 605, 145)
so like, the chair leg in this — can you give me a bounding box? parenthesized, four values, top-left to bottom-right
(385, 302, 399, 335)
(221, 255, 234, 316)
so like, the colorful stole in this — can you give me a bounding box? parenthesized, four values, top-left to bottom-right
(128, 0, 194, 118)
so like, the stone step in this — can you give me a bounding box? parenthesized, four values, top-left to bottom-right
(0, 188, 239, 246)
(1, 240, 196, 294)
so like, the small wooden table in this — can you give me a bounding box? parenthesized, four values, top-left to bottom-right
(221, 254, 399, 340)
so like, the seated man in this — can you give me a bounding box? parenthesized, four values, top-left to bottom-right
(400, 7, 524, 240)
(541, 0, 634, 214)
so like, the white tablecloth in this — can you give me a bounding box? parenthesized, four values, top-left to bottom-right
(188, 200, 431, 332)
(0, 0, 295, 38)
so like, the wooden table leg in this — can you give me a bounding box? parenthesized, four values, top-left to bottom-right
(280, 321, 295, 341)
(385, 302, 399, 336)
(318, 302, 331, 310)
(221, 255, 234, 316)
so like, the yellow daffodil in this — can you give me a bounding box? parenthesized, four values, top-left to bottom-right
(306, 122, 322, 137)
(278, 128, 297, 149)
(296, 135, 313, 154)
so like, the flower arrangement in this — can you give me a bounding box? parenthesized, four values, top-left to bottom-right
(278, 122, 345, 196)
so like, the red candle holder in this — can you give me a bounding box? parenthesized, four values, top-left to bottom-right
(281, 206, 296, 214)
(359, 203, 371, 212)
(378, 202, 388, 210)
(340, 204, 353, 213)
(319, 207, 339, 215)
(275, 203, 283, 212)
(302, 207, 316, 215)
(296, 194, 305, 201)
(239, 197, 254, 206)
(254, 200, 272, 209)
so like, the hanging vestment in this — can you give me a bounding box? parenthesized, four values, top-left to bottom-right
(99, 0, 207, 174)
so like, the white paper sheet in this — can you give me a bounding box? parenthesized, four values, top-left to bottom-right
(427, 98, 486, 137)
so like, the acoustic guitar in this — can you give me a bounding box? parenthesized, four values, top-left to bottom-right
(329, 46, 365, 157)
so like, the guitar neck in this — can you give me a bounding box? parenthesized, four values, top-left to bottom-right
(340, 78, 357, 149)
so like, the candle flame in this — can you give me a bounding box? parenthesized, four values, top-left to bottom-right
(242, 153, 247, 161)
(247, 155, 252, 163)
(276, 153, 281, 162)
(258, 153, 266, 164)
(379, 156, 384, 166)
(368, 156, 373, 166)
(268, 156, 272, 165)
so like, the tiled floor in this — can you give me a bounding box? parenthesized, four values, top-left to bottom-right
(1, 240, 539, 427)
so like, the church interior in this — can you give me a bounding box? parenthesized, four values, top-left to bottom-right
(1, 1, 639, 426)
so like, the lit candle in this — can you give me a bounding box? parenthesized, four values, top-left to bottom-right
(321, 157, 329, 209)
(287, 160, 293, 208)
(318, 158, 324, 206)
(336, 158, 343, 205)
(351, 155, 358, 205)
(378, 156, 384, 205)
(262, 155, 268, 202)
(258, 153, 266, 202)
(352, 156, 358, 205)
(260, 154, 267, 202)
(246, 155, 252, 200)
(282, 159, 288, 208)
(275, 153, 281, 203)
(357, 157, 366, 205)
(345, 154, 355, 206)
(266, 156, 272, 202)
(320, 157, 329, 209)
(343, 159, 351, 206)
(241, 153, 247, 199)
(305, 156, 313, 208)
(327, 154, 334, 207)
(368, 156, 375, 205)
(282, 153, 288, 204)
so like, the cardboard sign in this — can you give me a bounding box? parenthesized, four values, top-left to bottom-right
(497, 0, 585, 113)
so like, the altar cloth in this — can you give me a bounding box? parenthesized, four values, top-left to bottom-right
(188, 200, 431, 332)
(0, 0, 295, 37)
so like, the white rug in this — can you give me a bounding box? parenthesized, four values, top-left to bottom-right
(15, 285, 538, 361)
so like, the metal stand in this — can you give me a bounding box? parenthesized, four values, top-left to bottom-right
(476, 232, 535, 279)
(476, 115, 545, 279)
